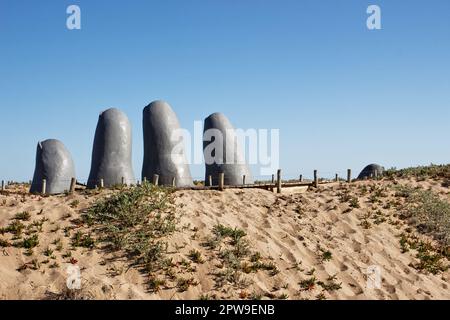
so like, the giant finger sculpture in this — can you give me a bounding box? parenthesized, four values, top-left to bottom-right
(30, 139, 76, 194)
(87, 108, 135, 188)
(203, 112, 253, 186)
(142, 100, 193, 187)
(357, 163, 384, 179)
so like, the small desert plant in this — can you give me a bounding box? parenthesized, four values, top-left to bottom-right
(318, 275, 342, 292)
(14, 211, 31, 221)
(72, 231, 95, 248)
(299, 277, 317, 291)
(213, 224, 247, 245)
(2, 220, 25, 237)
(0, 237, 11, 247)
(349, 197, 360, 209)
(188, 249, 204, 264)
(148, 276, 166, 293)
(318, 248, 332, 262)
(69, 200, 80, 208)
(360, 219, 371, 229)
(316, 293, 327, 300)
(19, 234, 39, 249)
(278, 293, 289, 300)
(43, 247, 54, 257)
(176, 277, 198, 292)
(53, 238, 63, 251)
(249, 291, 263, 300)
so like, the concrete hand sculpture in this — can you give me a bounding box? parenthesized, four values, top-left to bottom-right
(357, 163, 384, 179)
(203, 112, 253, 186)
(87, 108, 135, 188)
(30, 139, 76, 194)
(142, 100, 193, 187)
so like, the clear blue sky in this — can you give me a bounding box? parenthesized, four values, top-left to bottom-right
(1, 0, 449, 182)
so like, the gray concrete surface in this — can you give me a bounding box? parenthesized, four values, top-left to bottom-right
(203, 112, 253, 186)
(30, 139, 76, 194)
(142, 100, 193, 187)
(87, 108, 135, 188)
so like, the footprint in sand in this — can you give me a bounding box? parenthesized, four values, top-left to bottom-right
(385, 284, 396, 294)
(352, 241, 362, 253)
(255, 233, 269, 244)
(237, 219, 249, 228)
(339, 262, 349, 271)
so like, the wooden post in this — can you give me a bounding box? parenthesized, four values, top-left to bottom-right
(1, 180, 4, 191)
(335, 174, 339, 182)
(69, 178, 76, 194)
(347, 169, 352, 183)
(299, 175, 303, 182)
(271, 174, 275, 184)
(152, 174, 159, 186)
(121, 177, 125, 186)
(314, 170, 318, 188)
(218, 173, 224, 191)
(42, 179, 47, 195)
(208, 175, 212, 187)
(143, 177, 147, 184)
(172, 177, 176, 187)
(242, 175, 246, 185)
(276, 169, 282, 194)
(100, 179, 104, 189)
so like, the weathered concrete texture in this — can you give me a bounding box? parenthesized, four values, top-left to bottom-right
(203, 112, 253, 186)
(87, 108, 135, 188)
(30, 139, 76, 194)
(357, 163, 384, 179)
(142, 100, 193, 187)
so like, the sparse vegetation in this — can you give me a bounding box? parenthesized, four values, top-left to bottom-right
(176, 277, 198, 292)
(148, 276, 166, 293)
(72, 231, 95, 248)
(299, 277, 317, 291)
(14, 211, 31, 221)
(188, 249, 204, 264)
(1, 220, 25, 237)
(82, 182, 178, 282)
(18, 234, 39, 249)
(1, 165, 449, 299)
(384, 164, 450, 180)
(398, 232, 448, 274)
(317, 248, 333, 262)
(0, 237, 11, 247)
(395, 186, 450, 248)
(69, 200, 80, 208)
(43, 247, 54, 257)
(318, 275, 342, 292)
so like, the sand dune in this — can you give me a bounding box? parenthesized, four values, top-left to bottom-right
(0, 177, 448, 300)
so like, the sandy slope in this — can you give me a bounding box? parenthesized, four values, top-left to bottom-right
(0, 179, 449, 300)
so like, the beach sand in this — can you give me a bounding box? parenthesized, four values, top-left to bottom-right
(0, 178, 448, 300)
